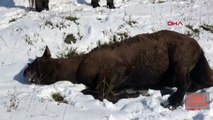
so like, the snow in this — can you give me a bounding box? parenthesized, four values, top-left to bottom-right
(0, 0, 213, 120)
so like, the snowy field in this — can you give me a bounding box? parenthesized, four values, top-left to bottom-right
(0, 0, 213, 120)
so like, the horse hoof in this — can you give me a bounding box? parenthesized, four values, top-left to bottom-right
(107, 3, 115, 9)
(160, 100, 182, 110)
(92, 3, 100, 8)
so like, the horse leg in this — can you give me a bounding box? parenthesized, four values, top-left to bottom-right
(107, 0, 115, 9)
(35, 0, 43, 12)
(81, 88, 99, 99)
(44, 0, 49, 10)
(91, 0, 100, 8)
(166, 67, 191, 109)
(95, 64, 127, 103)
(163, 40, 201, 109)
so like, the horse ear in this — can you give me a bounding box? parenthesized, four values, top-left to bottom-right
(42, 46, 51, 58)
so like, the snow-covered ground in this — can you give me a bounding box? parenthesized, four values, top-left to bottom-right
(0, 0, 213, 120)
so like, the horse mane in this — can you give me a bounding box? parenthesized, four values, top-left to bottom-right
(90, 33, 152, 52)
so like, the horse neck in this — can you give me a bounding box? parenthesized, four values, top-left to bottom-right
(69, 54, 86, 68)
(55, 54, 87, 83)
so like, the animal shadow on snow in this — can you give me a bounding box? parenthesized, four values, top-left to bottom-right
(13, 59, 33, 84)
(0, 0, 15, 8)
(193, 113, 204, 120)
(0, 0, 27, 10)
(77, 0, 90, 5)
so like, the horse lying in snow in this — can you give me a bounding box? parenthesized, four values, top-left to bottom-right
(23, 30, 213, 109)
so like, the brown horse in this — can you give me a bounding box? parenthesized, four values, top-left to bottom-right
(23, 30, 213, 109)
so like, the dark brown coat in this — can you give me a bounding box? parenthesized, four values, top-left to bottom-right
(24, 30, 213, 109)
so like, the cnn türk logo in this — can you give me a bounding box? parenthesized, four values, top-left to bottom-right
(167, 21, 183, 26)
(184, 93, 210, 110)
